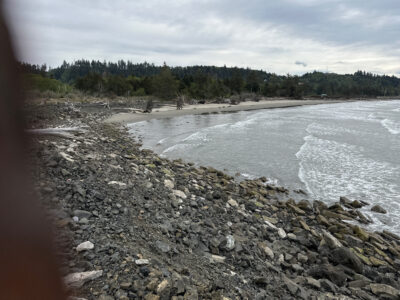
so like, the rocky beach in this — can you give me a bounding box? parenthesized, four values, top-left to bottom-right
(28, 101, 400, 300)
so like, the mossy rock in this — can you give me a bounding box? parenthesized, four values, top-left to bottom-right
(351, 249, 372, 266)
(353, 226, 369, 241)
(369, 256, 386, 266)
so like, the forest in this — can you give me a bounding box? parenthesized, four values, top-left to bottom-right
(20, 60, 400, 100)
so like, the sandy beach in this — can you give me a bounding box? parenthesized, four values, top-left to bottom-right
(104, 99, 348, 124)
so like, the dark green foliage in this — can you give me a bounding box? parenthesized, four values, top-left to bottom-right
(224, 69, 244, 94)
(105, 75, 131, 96)
(151, 64, 178, 100)
(24, 74, 72, 93)
(19, 61, 400, 99)
(184, 72, 228, 99)
(75, 73, 104, 93)
(282, 75, 303, 99)
(245, 70, 261, 93)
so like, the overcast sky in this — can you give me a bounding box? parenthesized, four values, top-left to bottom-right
(4, 0, 400, 75)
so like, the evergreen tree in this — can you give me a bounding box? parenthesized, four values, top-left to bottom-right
(152, 64, 178, 100)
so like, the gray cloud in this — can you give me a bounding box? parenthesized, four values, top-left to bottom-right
(295, 61, 307, 67)
(4, 0, 400, 75)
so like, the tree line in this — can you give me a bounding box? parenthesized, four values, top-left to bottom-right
(19, 60, 400, 100)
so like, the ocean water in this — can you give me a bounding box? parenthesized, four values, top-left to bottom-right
(128, 100, 400, 234)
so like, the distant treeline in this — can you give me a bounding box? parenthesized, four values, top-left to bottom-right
(19, 60, 400, 100)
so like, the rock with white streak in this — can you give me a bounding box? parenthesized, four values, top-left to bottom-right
(76, 241, 94, 252)
(322, 229, 343, 249)
(278, 228, 287, 239)
(135, 259, 150, 265)
(164, 179, 175, 189)
(227, 198, 239, 207)
(60, 152, 74, 162)
(64, 270, 103, 288)
(264, 220, 278, 230)
(108, 181, 126, 187)
(173, 189, 187, 199)
(259, 243, 274, 259)
(210, 254, 226, 263)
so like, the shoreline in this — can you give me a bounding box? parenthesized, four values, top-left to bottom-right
(104, 99, 350, 124)
(28, 103, 400, 299)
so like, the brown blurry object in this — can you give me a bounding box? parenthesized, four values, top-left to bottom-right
(0, 3, 67, 300)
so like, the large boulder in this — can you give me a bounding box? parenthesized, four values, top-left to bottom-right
(370, 283, 400, 299)
(308, 264, 347, 286)
(329, 247, 364, 274)
(371, 204, 387, 214)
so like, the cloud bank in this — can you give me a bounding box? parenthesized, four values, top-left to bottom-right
(4, 0, 400, 75)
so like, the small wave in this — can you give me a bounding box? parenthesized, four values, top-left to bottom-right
(182, 131, 209, 142)
(296, 135, 399, 203)
(156, 137, 169, 145)
(127, 121, 147, 127)
(230, 118, 258, 129)
(241, 173, 257, 180)
(305, 122, 361, 136)
(296, 134, 400, 234)
(381, 119, 400, 135)
(161, 143, 192, 155)
(209, 123, 230, 130)
(393, 107, 400, 112)
(241, 173, 279, 185)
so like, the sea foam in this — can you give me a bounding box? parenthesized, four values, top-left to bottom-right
(381, 119, 400, 135)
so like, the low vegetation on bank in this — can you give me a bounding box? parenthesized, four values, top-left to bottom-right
(20, 60, 400, 102)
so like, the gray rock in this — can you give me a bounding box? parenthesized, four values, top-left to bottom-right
(322, 229, 343, 249)
(350, 200, 363, 208)
(278, 228, 287, 239)
(371, 204, 387, 214)
(173, 190, 187, 199)
(348, 279, 369, 288)
(79, 218, 89, 224)
(340, 196, 352, 206)
(164, 179, 174, 189)
(73, 209, 92, 219)
(292, 264, 304, 273)
(260, 243, 274, 259)
(224, 235, 235, 251)
(155, 240, 171, 253)
(283, 275, 300, 295)
(297, 253, 308, 263)
(308, 264, 347, 286)
(227, 198, 238, 207)
(120, 282, 131, 289)
(135, 259, 150, 265)
(64, 270, 103, 288)
(210, 254, 226, 263)
(306, 277, 321, 289)
(369, 283, 400, 298)
(76, 241, 94, 252)
(320, 279, 337, 293)
(329, 247, 364, 274)
(156, 279, 170, 295)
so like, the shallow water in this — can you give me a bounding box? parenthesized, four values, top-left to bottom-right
(128, 100, 400, 234)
